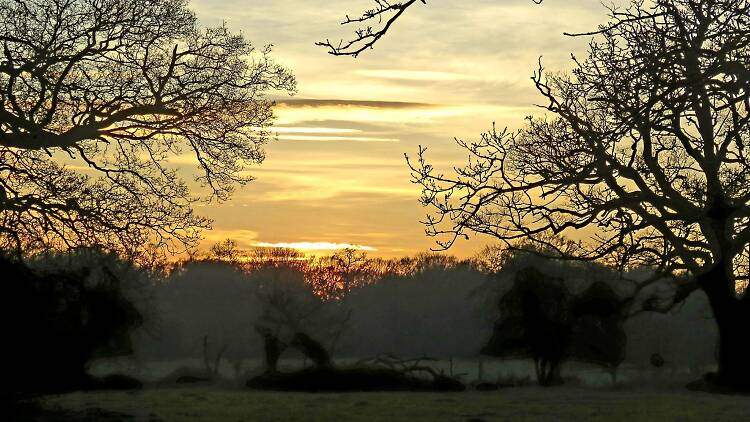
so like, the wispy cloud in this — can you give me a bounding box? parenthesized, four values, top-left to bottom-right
(275, 103, 467, 126)
(185, 0, 606, 258)
(202, 229, 260, 248)
(278, 134, 399, 143)
(270, 126, 362, 134)
(253, 241, 377, 251)
(277, 98, 436, 109)
(356, 69, 477, 82)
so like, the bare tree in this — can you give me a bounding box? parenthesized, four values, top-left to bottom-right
(318, 0, 543, 57)
(209, 239, 241, 264)
(0, 0, 296, 261)
(330, 247, 372, 292)
(254, 268, 351, 359)
(305, 248, 374, 298)
(247, 246, 306, 271)
(409, 0, 750, 390)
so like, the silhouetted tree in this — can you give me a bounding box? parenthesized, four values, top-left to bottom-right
(483, 267, 627, 386)
(332, 248, 371, 292)
(0, 0, 295, 261)
(309, 248, 374, 297)
(410, 0, 750, 391)
(289, 332, 333, 368)
(254, 266, 351, 357)
(0, 254, 143, 394)
(256, 326, 286, 373)
(483, 267, 572, 386)
(569, 281, 627, 383)
(202, 335, 228, 380)
(319, 0, 544, 57)
(247, 247, 306, 271)
(209, 239, 241, 264)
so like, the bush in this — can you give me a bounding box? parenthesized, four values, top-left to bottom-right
(0, 254, 143, 394)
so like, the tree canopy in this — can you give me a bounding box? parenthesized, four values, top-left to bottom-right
(410, 0, 750, 293)
(408, 0, 750, 388)
(0, 0, 295, 260)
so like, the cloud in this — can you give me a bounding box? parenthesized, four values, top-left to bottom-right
(270, 127, 362, 134)
(356, 69, 478, 82)
(282, 120, 397, 132)
(278, 134, 399, 143)
(274, 103, 469, 126)
(252, 182, 417, 203)
(276, 98, 437, 109)
(184, 0, 607, 259)
(267, 125, 401, 142)
(253, 241, 377, 251)
(202, 229, 260, 248)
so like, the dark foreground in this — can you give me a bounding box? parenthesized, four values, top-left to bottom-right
(38, 386, 750, 422)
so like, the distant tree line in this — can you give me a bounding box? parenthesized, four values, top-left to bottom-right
(128, 240, 716, 386)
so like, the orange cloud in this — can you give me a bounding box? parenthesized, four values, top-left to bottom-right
(253, 241, 377, 251)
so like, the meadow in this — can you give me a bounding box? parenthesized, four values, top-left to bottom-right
(43, 386, 750, 422)
(33, 357, 746, 422)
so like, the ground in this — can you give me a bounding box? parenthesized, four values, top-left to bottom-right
(41, 386, 750, 422)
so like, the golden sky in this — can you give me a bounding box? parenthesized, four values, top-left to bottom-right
(188, 0, 610, 258)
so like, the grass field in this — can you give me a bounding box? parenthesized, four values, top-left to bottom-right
(42, 386, 750, 422)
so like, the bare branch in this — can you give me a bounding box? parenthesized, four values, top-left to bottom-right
(319, 0, 544, 57)
(0, 0, 296, 262)
(409, 0, 750, 301)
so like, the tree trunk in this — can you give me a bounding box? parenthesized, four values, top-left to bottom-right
(714, 306, 750, 389)
(699, 264, 750, 391)
(202, 335, 211, 377)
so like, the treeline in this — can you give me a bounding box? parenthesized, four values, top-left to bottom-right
(4, 243, 718, 391)
(194, 239, 479, 299)
(136, 248, 491, 361)
(117, 242, 717, 373)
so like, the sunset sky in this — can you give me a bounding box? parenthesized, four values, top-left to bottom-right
(188, 0, 610, 257)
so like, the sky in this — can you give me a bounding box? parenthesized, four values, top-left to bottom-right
(187, 0, 611, 258)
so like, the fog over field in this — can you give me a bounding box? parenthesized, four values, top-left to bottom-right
(119, 259, 717, 378)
